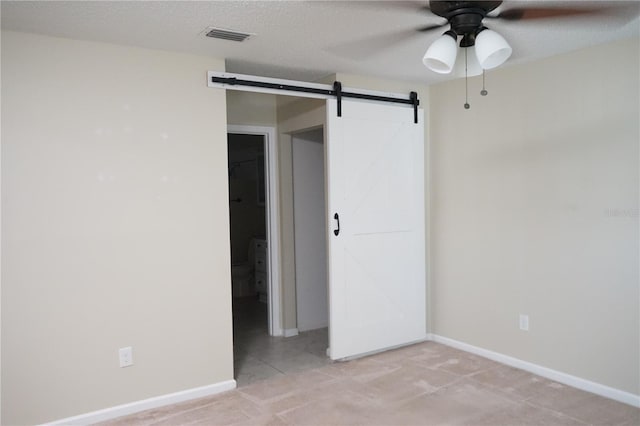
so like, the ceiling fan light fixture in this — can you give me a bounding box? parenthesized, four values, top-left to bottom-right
(423, 30, 458, 74)
(453, 47, 483, 78)
(474, 28, 512, 69)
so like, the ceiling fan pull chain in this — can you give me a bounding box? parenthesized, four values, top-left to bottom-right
(481, 70, 488, 96)
(464, 47, 470, 109)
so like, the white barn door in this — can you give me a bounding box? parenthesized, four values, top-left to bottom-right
(326, 98, 426, 360)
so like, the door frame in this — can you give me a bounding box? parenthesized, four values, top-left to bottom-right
(228, 125, 282, 336)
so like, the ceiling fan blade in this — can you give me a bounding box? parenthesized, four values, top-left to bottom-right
(417, 21, 448, 32)
(490, 7, 605, 21)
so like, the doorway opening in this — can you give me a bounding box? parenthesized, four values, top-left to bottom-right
(227, 132, 269, 342)
(228, 103, 331, 386)
(227, 125, 281, 340)
(221, 75, 425, 382)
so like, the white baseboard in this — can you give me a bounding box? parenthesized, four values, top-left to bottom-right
(298, 322, 329, 333)
(429, 334, 640, 408)
(283, 328, 299, 337)
(46, 379, 237, 425)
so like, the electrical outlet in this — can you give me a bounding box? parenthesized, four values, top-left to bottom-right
(119, 346, 134, 367)
(519, 314, 529, 331)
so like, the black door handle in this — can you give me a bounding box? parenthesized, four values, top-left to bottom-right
(334, 213, 340, 236)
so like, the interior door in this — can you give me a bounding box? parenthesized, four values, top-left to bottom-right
(326, 98, 425, 360)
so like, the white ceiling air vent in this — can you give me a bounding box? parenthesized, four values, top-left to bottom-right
(204, 27, 253, 42)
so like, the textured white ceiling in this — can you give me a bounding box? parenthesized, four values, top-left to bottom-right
(2, 1, 639, 85)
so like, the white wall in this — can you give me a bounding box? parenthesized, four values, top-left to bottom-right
(292, 129, 328, 331)
(1, 31, 233, 424)
(227, 91, 277, 127)
(430, 37, 639, 396)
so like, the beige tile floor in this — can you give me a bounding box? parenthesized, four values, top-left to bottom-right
(101, 298, 640, 425)
(233, 297, 331, 386)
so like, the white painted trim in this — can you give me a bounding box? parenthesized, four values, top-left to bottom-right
(283, 328, 299, 337)
(45, 380, 236, 425)
(209, 72, 413, 104)
(227, 125, 282, 337)
(429, 335, 640, 408)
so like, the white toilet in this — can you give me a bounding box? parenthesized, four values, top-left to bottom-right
(231, 262, 253, 298)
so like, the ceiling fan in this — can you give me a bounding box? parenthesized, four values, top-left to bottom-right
(415, 1, 636, 107)
(419, 0, 611, 35)
(330, 1, 638, 108)
(420, 0, 628, 74)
